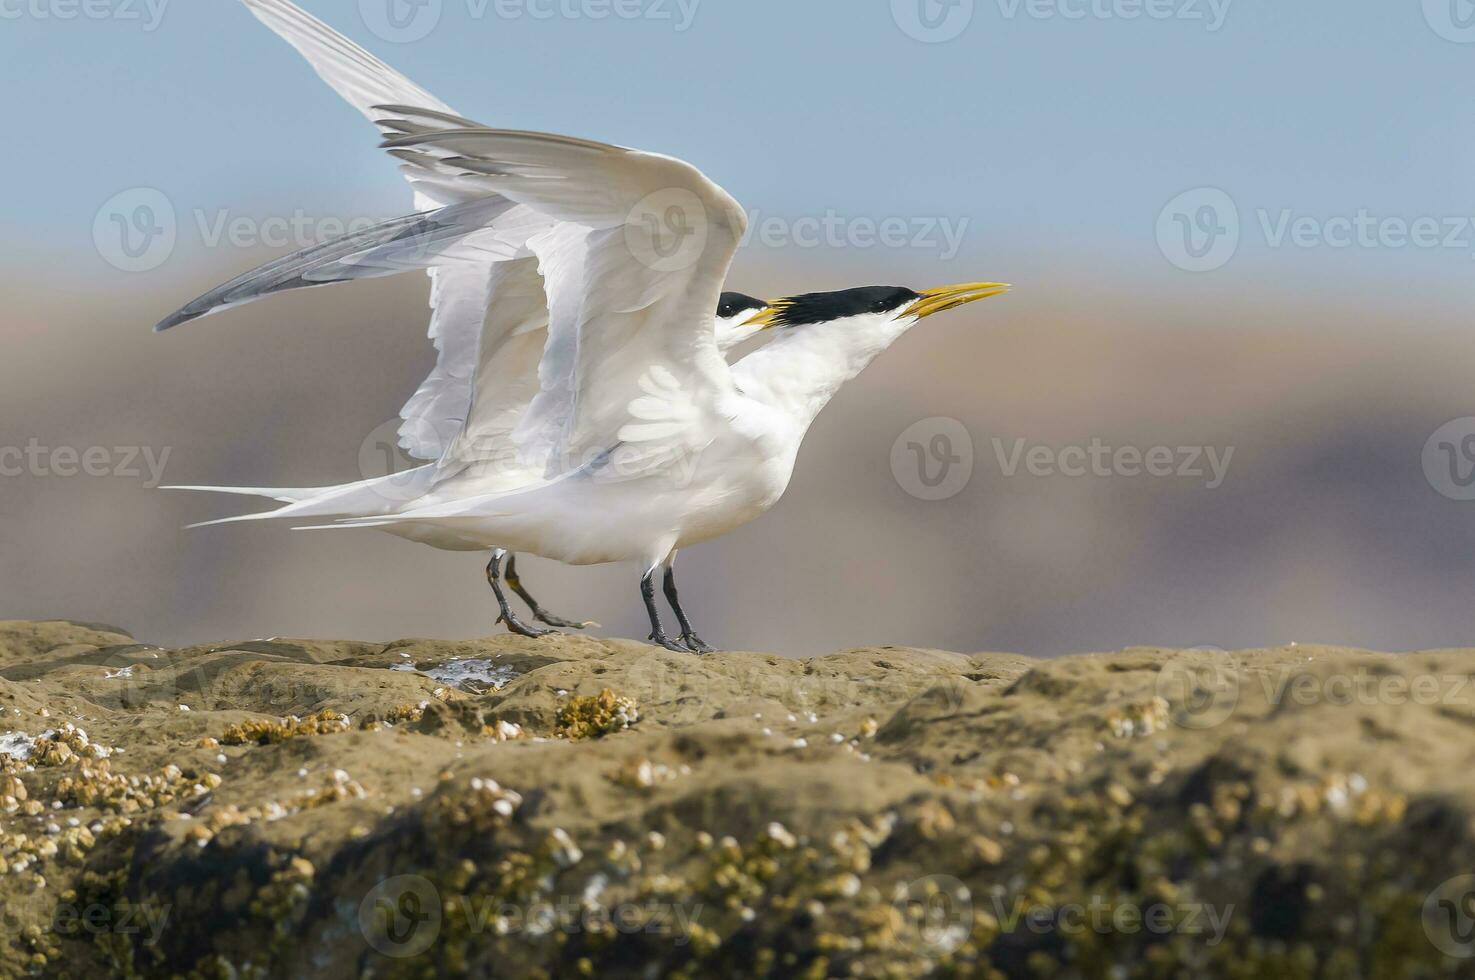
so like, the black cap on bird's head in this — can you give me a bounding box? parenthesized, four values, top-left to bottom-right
(716, 291, 768, 320)
(744, 282, 1010, 330)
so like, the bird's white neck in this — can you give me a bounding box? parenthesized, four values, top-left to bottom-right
(730, 312, 917, 431)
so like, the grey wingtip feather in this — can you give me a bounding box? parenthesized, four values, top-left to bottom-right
(154, 307, 206, 332)
(370, 104, 481, 128)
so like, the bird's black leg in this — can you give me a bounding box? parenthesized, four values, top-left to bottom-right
(664, 565, 713, 654)
(504, 553, 591, 629)
(642, 568, 688, 653)
(486, 550, 556, 639)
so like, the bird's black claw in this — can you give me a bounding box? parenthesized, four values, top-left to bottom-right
(498, 614, 558, 639)
(648, 632, 689, 653)
(534, 612, 593, 630)
(681, 633, 715, 654)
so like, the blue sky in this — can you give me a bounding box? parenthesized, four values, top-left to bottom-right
(4, 0, 1475, 306)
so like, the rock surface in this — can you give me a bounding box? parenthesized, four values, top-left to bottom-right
(1, 620, 1473, 977)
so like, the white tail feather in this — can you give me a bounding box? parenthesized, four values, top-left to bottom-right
(162, 485, 321, 503)
(174, 467, 438, 529)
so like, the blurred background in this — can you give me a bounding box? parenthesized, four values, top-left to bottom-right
(3, 0, 1474, 657)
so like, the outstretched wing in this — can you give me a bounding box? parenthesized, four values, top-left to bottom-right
(382, 125, 749, 480)
(240, 0, 461, 209)
(174, 0, 557, 461)
(154, 197, 521, 332)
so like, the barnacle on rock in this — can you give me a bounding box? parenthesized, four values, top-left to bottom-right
(482, 719, 525, 742)
(1106, 696, 1171, 738)
(360, 703, 426, 730)
(608, 757, 684, 791)
(221, 710, 350, 746)
(556, 690, 639, 739)
(54, 761, 217, 814)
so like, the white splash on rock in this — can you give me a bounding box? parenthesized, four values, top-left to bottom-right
(391, 658, 518, 692)
(0, 731, 36, 760)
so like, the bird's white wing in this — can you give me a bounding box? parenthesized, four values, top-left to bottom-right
(241, 0, 455, 210)
(382, 126, 749, 481)
(437, 257, 552, 479)
(237, 0, 566, 460)
(154, 197, 521, 331)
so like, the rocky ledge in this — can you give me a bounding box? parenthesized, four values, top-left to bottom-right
(0, 620, 1473, 978)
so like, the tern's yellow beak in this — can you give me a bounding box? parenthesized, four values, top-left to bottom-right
(902, 282, 1011, 320)
(741, 301, 786, 330)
